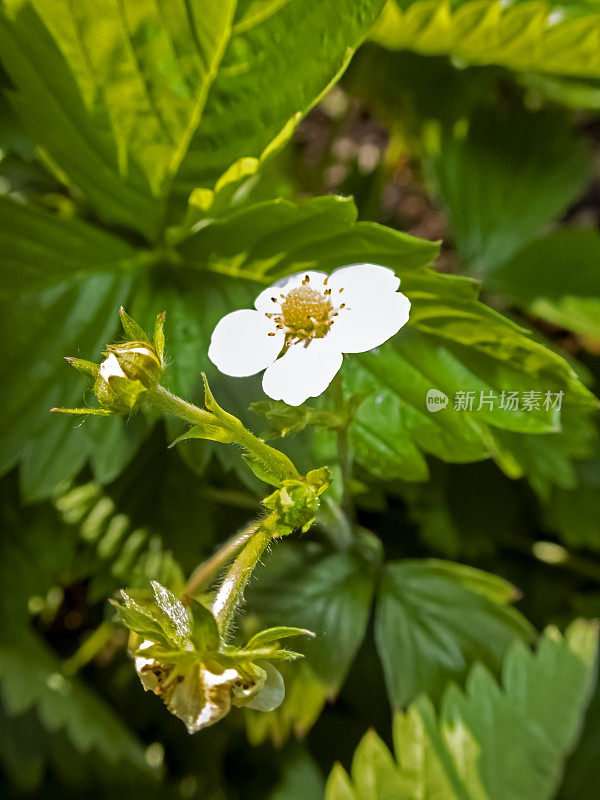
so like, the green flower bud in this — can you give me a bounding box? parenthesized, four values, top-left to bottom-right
(104, 340, 164, 389)
(92, 352, 145, 414)
(53, 310, 166, 417)
(262, 467, 331, 536)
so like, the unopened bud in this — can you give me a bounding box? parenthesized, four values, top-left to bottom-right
(93, 352, 145, 414)
(54, 310, 167, 417)
(104, 341, 164, 390)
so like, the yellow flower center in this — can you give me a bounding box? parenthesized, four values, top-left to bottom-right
(266, 275, 346, 343)
(280, 286, 331, 336)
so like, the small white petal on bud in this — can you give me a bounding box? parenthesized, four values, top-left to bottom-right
(99, 352, 127, 382)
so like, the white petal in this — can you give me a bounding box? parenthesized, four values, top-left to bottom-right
(99, 353, 126, 381)
(262, 338, 342, 406)
(243, 663, 285, 712)
(328, 291, 411, 354)
(168, 666, 240, 734)
(254, 270, 327, 312)
(327, 263, 400, 296)
(208, 309, 285, 377)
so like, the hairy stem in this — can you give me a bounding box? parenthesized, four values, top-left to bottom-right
(147, 383, 300, 482)
(210, 517, 276, 638)
(148, 384, 214, 426)
(182, 523, 258, 602)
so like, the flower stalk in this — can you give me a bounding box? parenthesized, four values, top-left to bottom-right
(210, 517, 276, 637)
(182, 523, 258, 602)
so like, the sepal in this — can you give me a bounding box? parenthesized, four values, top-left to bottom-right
(263, 467, 331, 535)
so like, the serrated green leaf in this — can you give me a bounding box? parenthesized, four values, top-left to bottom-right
(325, 764, 358, 800)
(345, 264, 596, 484)
(179, 195, 439, 283)
(351, 730, 405, 799)
(375, 559, 535, 709)
(1, 0, 385, 233)
(371, 0, 600, 80)
(326, 620, 599, 800)
(22, 0, 237, 196)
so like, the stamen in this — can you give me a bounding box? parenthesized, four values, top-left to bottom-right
(271, 297, 277, 303)
(268, 332, 276, 336)
(340, 303, 346, 309)
(325, 288, 331, 295)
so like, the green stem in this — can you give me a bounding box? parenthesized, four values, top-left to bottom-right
(210, 517, 276, 638)
(61, 622, 114, 677)
(148, 383, 300, 483)
(148, 384, 215, 427)
(182, 522, 258, 601)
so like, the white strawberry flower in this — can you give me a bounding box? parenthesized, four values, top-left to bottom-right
(208, 264, 411, 406)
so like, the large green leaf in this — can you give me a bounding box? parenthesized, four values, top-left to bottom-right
(0, 2, 161, 239)
(424, 105, 590, 274)
(344, 269, 596, 484)
(179, 194, 439, 282)
(375, 559, 535, 708)
(326, 620, 599, 800)
(371, 0, 600, 80)
(25, 0, 237, 196)
(0, 196, 138, 295)
(489, 229, 600, 339)
(168, 0, 387, 215)
(0, 0, 385, 233)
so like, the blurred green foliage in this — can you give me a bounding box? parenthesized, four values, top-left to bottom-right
(1, 0, 600, 798)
